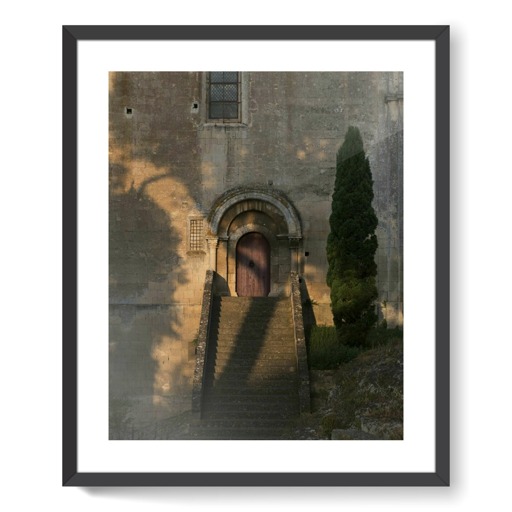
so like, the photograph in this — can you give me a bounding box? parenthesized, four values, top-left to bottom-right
(108, 70, 404, 441)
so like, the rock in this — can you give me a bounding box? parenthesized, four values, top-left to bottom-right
(331, 429, 378, 440)
(360, 416, 403, 439)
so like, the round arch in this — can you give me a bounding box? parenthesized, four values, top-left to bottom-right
(207, 187, 302, 238)
(206, 187, 302, 296)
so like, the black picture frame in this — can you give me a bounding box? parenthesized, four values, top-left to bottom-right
(62, 25, 449, 486)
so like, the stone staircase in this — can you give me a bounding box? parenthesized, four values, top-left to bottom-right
(191, 296, 300, 440)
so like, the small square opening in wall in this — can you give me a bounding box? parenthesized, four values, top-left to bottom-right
(125, 107, 133, 118)
(305, 251, 310, 257)
(191, 102, 199, 113)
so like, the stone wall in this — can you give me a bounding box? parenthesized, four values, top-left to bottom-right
(109, 71, 403, 436)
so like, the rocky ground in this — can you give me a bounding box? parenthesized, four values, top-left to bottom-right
(287, 338, 403, 440)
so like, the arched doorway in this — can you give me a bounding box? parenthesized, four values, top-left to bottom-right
(206, 187, 302, 296)
(236, 232, 270, 297)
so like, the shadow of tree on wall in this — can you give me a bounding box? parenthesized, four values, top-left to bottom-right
(108, 71, 211, 439)
(205, 294, 278, 393)
(109, 164, 189, 439)
(109, 165, 176, 301)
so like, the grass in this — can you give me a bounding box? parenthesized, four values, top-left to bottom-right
(306, 323, 403, 370)
(366, 323, 403, 348)
(307, 325, 359, 369)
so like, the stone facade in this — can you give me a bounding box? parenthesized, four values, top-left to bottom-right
(109, 72, 403, 436)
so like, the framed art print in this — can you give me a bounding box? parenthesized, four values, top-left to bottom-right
(62, 25, 449, 486)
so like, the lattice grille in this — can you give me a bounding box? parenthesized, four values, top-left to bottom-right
(189, 219, 203, 251)
(209, 72, 239, 120)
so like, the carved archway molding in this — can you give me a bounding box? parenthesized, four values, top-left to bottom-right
(207, 186, 302, 239)
(206, 187, 303, 288)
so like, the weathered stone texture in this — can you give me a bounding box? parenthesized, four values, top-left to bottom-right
(109, 72, 403, 436)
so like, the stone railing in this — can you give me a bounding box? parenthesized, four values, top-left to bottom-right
(191, 270, 215, 416)
(289, 271, 311, 414)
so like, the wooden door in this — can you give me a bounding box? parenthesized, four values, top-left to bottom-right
(236, 233, 270, 297)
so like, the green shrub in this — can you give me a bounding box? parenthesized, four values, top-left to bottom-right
(366, 324, 403, 348)
(307, 325, 359, 369)
(326, 127, 378, 347)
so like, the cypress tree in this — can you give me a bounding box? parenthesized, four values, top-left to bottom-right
(326, 126, 378, 346)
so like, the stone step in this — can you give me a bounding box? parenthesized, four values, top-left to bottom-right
(213, 320, 292, 328)
(215, 335, 294, 342)
(202, 407, 298, 418)
(217, 308, 291, 316)
(210, 327, 294, 342)
(218, 305, 290, 313)
(218, 308, 290, 317)
(201, 410, 297, 421)
(188, 427, 290, 440)
(205, 383, 297, 395)
(214, 339, 295, 347)
(217, 306, 291, 312)
(216, 319, 291, 327)
(211, 370, 297, 381)
(211, 372, 297, 383)
(215, 322, 294, 330)
(213, 342, 295, 352)
(202, 400, 299, 413)
(214, 347, 295, 356)
(208, 386, 297, 396)
(214, 340, 294, 348)
(193, 418, 294, 430)
(213, 358, 297, 376)
(211, 358, 296, 368)
(212, 363, 297, 374)
(203, 397, 298, 410)
(215, 337, 294, 345)
(210, 359, 297, 376)
(213, 346, 296, 355)
(211, 359, 297, 370)
(218, 297, 288, 303)
(210, 370, 297, 380)
(218, 301, 290, 308)
(211, 342, 295, 361)
(211, 361, 296, 371)
(217, 313, 291, 321)
(209, 383, 297, 393)
(217, 315, 291, 322)
(217, 299, 289, 306)
(212, 359, 297, 370)
(202, 407, 298, 420)
(216, 321, 291, 327)
(207, 389, 297, 400)
(215, 335, 293, 343)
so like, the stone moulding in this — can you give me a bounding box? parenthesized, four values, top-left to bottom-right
(191, 269, 215, 415)
(290, 271, 311, 415)
(207, 186, 302, 239)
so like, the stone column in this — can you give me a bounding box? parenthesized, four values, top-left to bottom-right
(289, 236, 301, 273)
(205, 236, 219, 271)
(217, 236, 229, 281)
